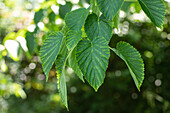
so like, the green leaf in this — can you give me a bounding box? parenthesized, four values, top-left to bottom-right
(59, 2, 73, 19)
(76, 37, 110, 91)
(90, 0, 100, 16)
(58, 70, 68, 109)
(138, 0, 166, 28)
(65, 8, 89, 31)
(97, 0, 124, 20)
(85, 14, 112, 43)
(55, 39, 68, 109)
(59, 37, 68, 58)
(40, 32, 63, 81)
(56, 56, 68, 110)
(3, 32, 16, 44)
(49, 11, 56, 23)
(121, 2, 132, 13)
(66, 30, 82, 51)
(111, 41, 144, 91)
(26, 32, 35, 55)
(68, 48, 84, 82)
(34, 9, 44, 24)
(113, 11, 120, 29)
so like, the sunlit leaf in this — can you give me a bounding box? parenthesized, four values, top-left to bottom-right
(3, 32, 16, 44)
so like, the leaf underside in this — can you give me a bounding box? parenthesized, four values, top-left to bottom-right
(68, 48, 84, 82)
(138, 0, 165, 28)
(56, 56, 68, 110)
(76, 37, 110, 91)
(56, 39, 68, 109)
(40, 32, 63, 80)
(111, 41, 144, 91)
(97, 0, 124, 20)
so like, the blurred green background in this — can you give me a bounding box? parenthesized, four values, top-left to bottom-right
(0, 0, 170, 113)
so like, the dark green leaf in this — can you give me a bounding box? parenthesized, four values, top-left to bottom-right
(97, 0, 124, 20)
(66, 30, 82, 50)
(85, 14, 112, 43)
(59, 2, 73, 19)
(111, 41, 144, 91)
(76, 37, 110, 91)
(26, 32, 35, 55)
(138, 0, 166, 28)
(40, 32, 63, 80)
(65, 8, 89, 31)
(49, 11, 56, 23)
(34, 9, 44, 24)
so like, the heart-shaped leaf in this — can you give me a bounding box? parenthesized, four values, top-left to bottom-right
(76, 37, 110, 91)
(85, 14, 112, 43)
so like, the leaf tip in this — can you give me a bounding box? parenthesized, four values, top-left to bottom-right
(93, 86, 100, 92)
(65, 105, 69, 111)
(82, 79, 85, 83)
(137, 86, 141, 92)
(45, 76, 49, 82)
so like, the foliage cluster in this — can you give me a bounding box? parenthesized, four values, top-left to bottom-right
(39, 0, 166, 108)
(0, 0, 169, 112)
